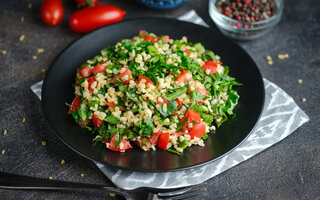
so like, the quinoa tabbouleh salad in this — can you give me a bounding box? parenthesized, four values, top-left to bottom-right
(68, 31, 241, 155)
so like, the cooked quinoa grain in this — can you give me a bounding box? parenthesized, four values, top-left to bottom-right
(68, 31, 240, 154)
(19, 34, 25, 42)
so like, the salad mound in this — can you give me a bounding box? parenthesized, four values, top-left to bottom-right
(68, 31, 241, 155)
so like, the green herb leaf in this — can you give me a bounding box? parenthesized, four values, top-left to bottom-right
(78, 101, 88, 121)
(179, 140, 189, 149)
(165, 84, 189, 101)
(71, 111, 80, 122)
(104, 113, 120, 124)
(147, 45, 158, 56)
(166, 148, 181, 156)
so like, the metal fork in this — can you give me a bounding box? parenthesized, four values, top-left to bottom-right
(0, 172, 205, 200)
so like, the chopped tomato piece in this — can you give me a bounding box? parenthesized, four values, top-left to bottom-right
(188, 122, 206, 139)
(156, 35, 170, 43)
(110, 77, 116, 83)
(196, 88, 208, 104)
(68, 96, 82, 114)
(117, 69, 132, 84)
(107, 134, 132, 152)
(174, 98, 182, 108)
(201, 61, 222, 74)
(138, 76, 156, 86)
(87, 76, 96, 92)
(175, 70, 192, 83)
(143, 35, 155, 43)
(181, 110, 201, 131)
(158, 132, 170, 150)
(106, 102, 116, 107)
(92, 114, 103, 128)
(156, 96, 168, 105)
(91, 63, 106, 74)
(139, 30, 147, 36)
(79, 66, 92, 78)
(134, 131, 160, 150)
(185, 49, 190, 56)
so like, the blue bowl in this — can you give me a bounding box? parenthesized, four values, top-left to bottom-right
(136, 0, 188, 10)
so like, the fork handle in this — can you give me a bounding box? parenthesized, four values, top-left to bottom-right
(0, 172, 130, 198)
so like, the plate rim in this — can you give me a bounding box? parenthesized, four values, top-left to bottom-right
(42, 17, 265, 172)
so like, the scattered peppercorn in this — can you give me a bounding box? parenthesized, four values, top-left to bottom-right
(298, 79, 303, 84)
(216, 0, 276, 23)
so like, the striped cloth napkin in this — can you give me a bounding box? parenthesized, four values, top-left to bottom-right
(31, 10, 309, 190)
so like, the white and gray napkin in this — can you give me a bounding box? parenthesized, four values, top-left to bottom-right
(31, 10, 309, 190)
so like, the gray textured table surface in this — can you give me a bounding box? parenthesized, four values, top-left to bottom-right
(0, 0, 319, 199)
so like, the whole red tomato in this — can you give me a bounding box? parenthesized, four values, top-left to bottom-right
(69, 5, 126, 33)
(41, 0, 64, 26)
(75, 0, 99, 8)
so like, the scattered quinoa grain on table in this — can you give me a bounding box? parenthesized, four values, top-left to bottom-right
(267, 60, 273, 65)
(22, 117, 26, 123)
(32, 55, 37, 60)
(109, 193, 116, 197)
(19, 34, 25, 42)
(60, 160, 65, 165)
(42, 141, 47, 146)
(49, 176, 53, 180)
(1, 50, 7, 55)
(80, 173, 85, 177)
(41, 68, 46, 73)
(28, 3, 32, 8)
(302, 98, 306, 103)
(298, 79, 303, 84)
(1, 150, 5, 155)
(21, 16, 24, 22)
(277, 53, 289, 60)
(3, 130, 7, 135)
(37, 48, 44, 53)
(266, 56, 272, 61)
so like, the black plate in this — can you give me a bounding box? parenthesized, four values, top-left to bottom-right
(42, 18, 265, 172)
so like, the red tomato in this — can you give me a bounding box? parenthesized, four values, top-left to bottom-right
(201, 61, 222, 74)
(138, 76, 155, 86)
(68, 96, 82, 114)
(181, 110, 201, 131)
(91, 63, 106, 74)
(156, 35, 170, 43)
(87, 76, 96, 92)
(156, 96, 168, 105)
(174, 98, 182, 108)
(196, 88, 208, 104)
(69, 5, 126, 33)
(185, 49, 190, 57)
(158, 132, 170, 150)
(117, 69, 132, 84)
(75, 0, 98, 8)
(143, 35, 155, 43)
(106, 102, 116, 107)
(107, 134, 132, 151)
(91, 114, 103, 128)
(79, 66, 92, 78)
(175, 70, 192, 83)
(41, 0, 64, 26)
(188, 122, 206, 139)
(135, 131, 160, 150)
